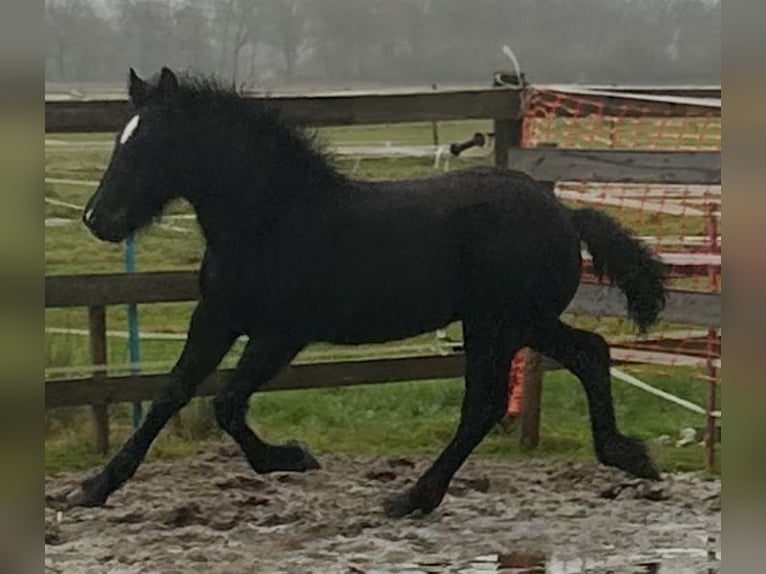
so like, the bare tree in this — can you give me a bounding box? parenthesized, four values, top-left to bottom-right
(212, 0, 259, 85)
(46, 0, 111, 81)
(45, 0, 721, 86)
(118, 0, 175, 74)
(262, 0, 306, 79)
(174, 1, 213, 73)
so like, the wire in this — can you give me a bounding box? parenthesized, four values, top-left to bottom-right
(499, 45, 524, 88)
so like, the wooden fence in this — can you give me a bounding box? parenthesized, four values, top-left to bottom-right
(45, 84, 721, 459)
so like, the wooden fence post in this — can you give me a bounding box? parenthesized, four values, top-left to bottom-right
(493, 118, 518, 169)
(519, 349, 544, 450)
(494, 95, 546, 450)
(88, 305, 109, 455)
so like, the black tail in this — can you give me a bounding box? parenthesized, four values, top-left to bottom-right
(570, 207, 667, 332)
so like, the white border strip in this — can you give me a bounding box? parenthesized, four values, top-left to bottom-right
(580, 250, 721, 267)
(610, 366, 719, 418)
(537, 85, 721, 108)
(610, 347, 720, 369)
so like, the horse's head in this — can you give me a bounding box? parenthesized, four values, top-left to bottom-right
(83, 67, 185, 242)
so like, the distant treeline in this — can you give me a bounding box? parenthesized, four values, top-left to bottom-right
(46, 0, 720, 87)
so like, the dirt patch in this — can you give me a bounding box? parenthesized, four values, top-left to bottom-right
(45, 444, 720, 573)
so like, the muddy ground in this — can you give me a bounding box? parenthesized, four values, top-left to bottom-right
(45, 444, 720, 573)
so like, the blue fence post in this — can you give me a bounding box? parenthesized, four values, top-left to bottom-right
(124, 234, 143, 429)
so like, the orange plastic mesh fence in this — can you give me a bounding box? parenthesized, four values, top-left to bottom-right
(507, 87, 720, 418)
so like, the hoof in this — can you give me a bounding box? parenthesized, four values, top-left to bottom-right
(64, 481, 109, 509)
(383, 490, 419, 518)
(382, 486, 443, 518)
(253, 441, 321, 473)
(285, 440, 321, 471)
(600, 435, 661, 480)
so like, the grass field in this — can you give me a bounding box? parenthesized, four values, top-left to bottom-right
(45, 118, 720, 476)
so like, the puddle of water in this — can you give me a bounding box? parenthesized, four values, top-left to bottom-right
(441, 548, 721, 574)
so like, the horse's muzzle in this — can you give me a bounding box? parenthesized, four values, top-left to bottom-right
(82, 206, 129, 243)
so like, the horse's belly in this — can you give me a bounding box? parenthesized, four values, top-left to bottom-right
(247, 276, 456, 344)
(312, 288, 457, 344)
(321, 309, 455, 345)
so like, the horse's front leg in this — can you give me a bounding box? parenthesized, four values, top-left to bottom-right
(213, 334, 320, 473)
(65, 300, 239, 507)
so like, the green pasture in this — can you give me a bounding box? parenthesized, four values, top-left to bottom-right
(45, 118, 720, 476)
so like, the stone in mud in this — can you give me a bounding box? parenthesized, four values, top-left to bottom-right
(555, 503, 587, 518)
(365, 469, 398, 482)
(275, 473, 300, 484)
(448, 476, 491, 496)
(215, 474, 269, 491)
(108, 510, 145, 524)
(616, 486, 637, 500)
(45, 492, 69, 510)
(635, 482, 669, 501)
(240, 494, 270, 507)
(387, 457, 416, 469)
(215, 444, 240, 458)
(307, 523, 342, 538)
(599, 485, 622, 499)
(209, 512, 239, 531)
(159, 502, 204, 528)
(259, 512, 299, 527)
(188, 551, 208, 564)
(497, 551, 547, 570)
(44, 524, 63, 546)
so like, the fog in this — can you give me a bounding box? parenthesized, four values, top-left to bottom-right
(46, 0, 720, 90)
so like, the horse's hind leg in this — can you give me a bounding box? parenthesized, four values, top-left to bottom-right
(384, 317, 520, 518)
(66, 301, 239, 508)
(527, 319, 660, 479)
(213, 335, 320, 473)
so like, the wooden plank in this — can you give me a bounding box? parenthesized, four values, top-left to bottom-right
(45, 88, 521, 133)
(507, 149, 721, 185)
(46, 271, 199, 307)
(569, 283, 720, 327)
(46, 354, 466, 408)
(45, 273, 720, 327)
(88, 306, 109, 455)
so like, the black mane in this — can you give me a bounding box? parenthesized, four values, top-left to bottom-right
(150, 73, 347, 245)
(175, 75, 336, 173)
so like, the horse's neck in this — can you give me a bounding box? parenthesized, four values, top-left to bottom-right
(189, 178, 329, 250)
(186, 127, 343, 248)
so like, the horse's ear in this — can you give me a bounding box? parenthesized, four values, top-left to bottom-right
(158, 67, 179, 103)
(128, 68, 150, 106)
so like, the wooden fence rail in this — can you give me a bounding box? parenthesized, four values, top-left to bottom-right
(45, 271, 721, 325)
(45, 87, 522, 132)
(45, 84, 721, 457)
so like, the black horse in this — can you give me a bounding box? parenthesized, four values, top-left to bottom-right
(73, 67, 665, 518)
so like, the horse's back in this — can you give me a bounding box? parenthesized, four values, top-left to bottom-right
(348, 168, 581, 323)
(432, 169, 581, 320)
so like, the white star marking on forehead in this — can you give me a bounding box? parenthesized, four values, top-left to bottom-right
(119, 114, 141, 144)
